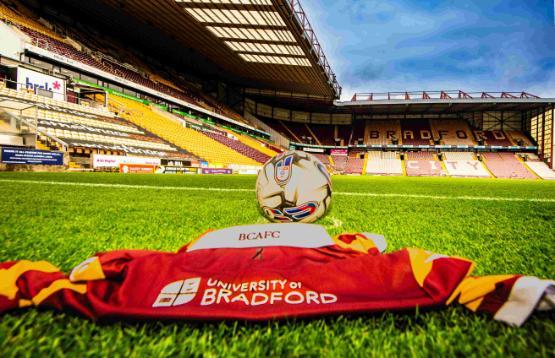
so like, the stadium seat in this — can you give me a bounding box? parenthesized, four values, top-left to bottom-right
(473, 130, 512, 146)
(507, 131, 535, 146)
(481, 152, 536, 179)
(365, 151, 403, 175)
(0, 4, 66, 41)
(202, 131, 270, 164)
(312, 153, 331, 165)
(345, 157, 364, 174)
(401, 120, 433, 145)
(366, 120, 402, 145)
(430, 120, 475, 146)
(337, 125, 353, 146)
(224, 130, 278, 158)
(331, 155, 348, 172)
(442, 152, 491, 177)
(520, 155, 555, 179)
(111, 95, 260, 166)
(310, 124, 336, 146)
(404, 152, 444, 176)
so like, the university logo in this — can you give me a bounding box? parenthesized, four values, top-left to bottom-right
(274, 155, 294, 185)
(152, 277, 201, 307)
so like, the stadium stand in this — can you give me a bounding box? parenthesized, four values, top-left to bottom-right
(331, 155, 348, 173)
(473, 130, 512, 146)
(366, 120, 402, 145)
(202, 131, 270, 164)
(507, 131, 535, 146)
(310, 124, 336, 146)
(259, 118, 303, 143)
(404, 152, 444, 176)
(36, 109, 187, 158)
(430, 120, 475, 146)
(0, 3, 65, 41)
(110, 96, 261, 166)
(520, 153, 555, 179)
(401, 120, 433, 145)
(0, 85, 112, 117)
(365, 151, 403, 175)
(224, 131, 278, 159)
(312, 153, 331, 165)
(442, 152, 491, 177)
(352, 121, 366, 145)
(0, 4, 254, 125)
(481, 153, 536, 179)
(337, 125, 353, 146)
(0, 85, 192, 157)
(0, 117, 23, 146)
(345, 157, 364, 174)
(281, 121, 313, 144)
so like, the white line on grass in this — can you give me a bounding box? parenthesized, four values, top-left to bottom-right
(1, 179, 554, 203)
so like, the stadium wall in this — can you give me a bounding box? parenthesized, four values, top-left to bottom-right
(0, 21, 25, 60)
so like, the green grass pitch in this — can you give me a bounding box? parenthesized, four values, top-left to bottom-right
(0, 172, 554, 356)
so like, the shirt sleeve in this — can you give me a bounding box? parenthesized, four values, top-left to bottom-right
(447, 275, 555, 326)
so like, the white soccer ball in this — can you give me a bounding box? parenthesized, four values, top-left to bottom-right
(256, 150, 332, 223)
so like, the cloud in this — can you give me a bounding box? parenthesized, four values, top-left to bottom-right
(301, 0, 555, 99)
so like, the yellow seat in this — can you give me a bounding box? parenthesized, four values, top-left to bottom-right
(110, 95, 259, 166)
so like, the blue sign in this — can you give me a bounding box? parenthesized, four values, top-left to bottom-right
(1, 147, 64, 165)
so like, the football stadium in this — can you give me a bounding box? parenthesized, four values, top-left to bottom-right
(0, 0, 554, 356)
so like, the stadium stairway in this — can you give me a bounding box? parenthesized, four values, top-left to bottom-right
(110, 96, 261, 166)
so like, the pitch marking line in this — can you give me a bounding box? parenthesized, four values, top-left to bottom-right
(1, 179, 554, 203)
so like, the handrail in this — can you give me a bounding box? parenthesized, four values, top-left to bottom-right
(0, 107, 68, 148)
(285, 0, 341, 98)
(349, 91, 542, 102)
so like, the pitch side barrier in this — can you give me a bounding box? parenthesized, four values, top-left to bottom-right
(290, 142, 538, 153)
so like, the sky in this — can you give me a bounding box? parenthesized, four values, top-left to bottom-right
(301, 0, 555, 100)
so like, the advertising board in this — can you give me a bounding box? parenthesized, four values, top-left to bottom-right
(119, 164, 157, 174)
(93, 154, 161, 169)
(201, 168, 232, 175)
(17, 67, 66, 101)
(1, 147, 64, 165)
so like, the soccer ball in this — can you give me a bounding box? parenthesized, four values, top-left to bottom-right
(256, 150, 332, 223)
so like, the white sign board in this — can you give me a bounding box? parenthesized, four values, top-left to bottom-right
(92, 154, 161, 169)
(17, 67, 66, 101)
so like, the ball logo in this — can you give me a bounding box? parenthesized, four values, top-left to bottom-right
(264, 202, 318, 222)
(152, 278, 201, 307)
(274, 155, 294, 185)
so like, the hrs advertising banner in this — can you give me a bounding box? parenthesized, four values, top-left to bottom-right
(1, 147, 64, 165)
(17, 67, 66, 101)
